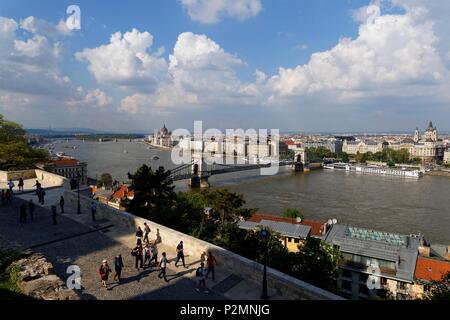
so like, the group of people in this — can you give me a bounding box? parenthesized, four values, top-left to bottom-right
(6, 178, 25, 193)
(17, 195, 65, 225)
(97, 255, 124, 290)
(97, 222, 218, 294)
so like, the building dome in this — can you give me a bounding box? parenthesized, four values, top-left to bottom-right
(159, 124, 169, 135)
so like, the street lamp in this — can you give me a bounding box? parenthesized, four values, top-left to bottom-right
(77, 171, 81, 214)
(260, 227, 270, 300)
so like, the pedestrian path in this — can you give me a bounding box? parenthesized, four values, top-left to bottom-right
(0, 192, 277, 300)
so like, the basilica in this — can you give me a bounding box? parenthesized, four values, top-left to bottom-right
(411, 121, 445, 164)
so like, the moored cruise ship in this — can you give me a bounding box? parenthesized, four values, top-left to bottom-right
(324, 163, 423, 178)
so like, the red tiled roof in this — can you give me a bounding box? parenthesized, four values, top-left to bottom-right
(248, 213, 326, 236)
(112, 185, 134, 200)
(52, 159, 80, 166)
(415, 256, 450, 282)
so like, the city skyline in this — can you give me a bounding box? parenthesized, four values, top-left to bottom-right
(1, 0, 450, 132)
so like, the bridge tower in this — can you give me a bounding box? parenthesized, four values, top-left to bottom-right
(189, 151, 210, 188)
(293, 149, 307, 172)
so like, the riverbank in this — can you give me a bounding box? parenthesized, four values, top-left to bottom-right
(145, 141, 173, 150)
(425, 170, 450, 177)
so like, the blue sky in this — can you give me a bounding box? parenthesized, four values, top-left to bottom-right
(0, 0, 449, 133)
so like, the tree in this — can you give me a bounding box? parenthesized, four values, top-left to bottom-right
(355, 152, 367, 164)
(336, 152, 349, 163)
(425, 272, 450, 300)
(122, 165, 176, 219)
(289, 237, 341, 292)
(197, 189, 255, 225)
(97, 173, 113, 188)
(283, 208, 304, 220)
(0, 114, 50, 170)
(306, 147, 334, 161)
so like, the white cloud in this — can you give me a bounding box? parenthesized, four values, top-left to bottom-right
(0, 16, 114, 117)
(20, 16, 72, 38)
(180, 0, 262, 24)
(75, 28, 168, 89)
(267, 5, 447, 98)
(67, 88, 113, 109)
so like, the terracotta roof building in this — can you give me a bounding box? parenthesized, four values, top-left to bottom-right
(38, 157, 88, 185)
(415, 256, 450, 282)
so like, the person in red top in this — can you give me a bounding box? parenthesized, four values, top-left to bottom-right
(206, 251, 218, 281)
(98, 260, 112, 290)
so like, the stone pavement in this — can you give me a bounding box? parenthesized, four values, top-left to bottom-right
(1, 190, 276, 300)
(0, 196, 225, 300)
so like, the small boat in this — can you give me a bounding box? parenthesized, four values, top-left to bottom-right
(152, 156, 160, 160)
(123, 150, 128, 154)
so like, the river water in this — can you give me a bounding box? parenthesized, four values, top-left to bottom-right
(58, 139, 450, 244)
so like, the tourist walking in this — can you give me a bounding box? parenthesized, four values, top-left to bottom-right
(19, 204, 27, 224)
(113, 254, 124, 283)
(33, 180, 41, 194)
(98, 260, 112, 290)
(143, 223, 151, 243)
(206, 251, 218, 281)
(59, 196, 65, 213)
(18, 178, 24, 192)
(91, 202, 97, 221)
(28, 200, 35, 222)
(132, 242, 143, 271)
(135, 226, 143, 243)
(5, 189, 12, 205)
(51, 205, 57, 225)
(175, 241, 186, 268)
(37, 187, 46, 205)
(7, 179, 15, 193)
(195, 262, 209, 294)
(150, 240, 158, 268)
(143, 243, 151, 269)
(158, 252, 170, 282)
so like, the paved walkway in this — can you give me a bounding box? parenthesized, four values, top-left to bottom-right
(1, 190, 275, 300)
(0, 178, 61, 193)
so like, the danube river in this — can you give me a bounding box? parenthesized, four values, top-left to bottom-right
(59, 139, 450, 244)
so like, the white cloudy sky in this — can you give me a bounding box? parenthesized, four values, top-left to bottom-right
(0, 0, 449, 132)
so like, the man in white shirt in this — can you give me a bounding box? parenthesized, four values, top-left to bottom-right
(158, 252, 170, 282)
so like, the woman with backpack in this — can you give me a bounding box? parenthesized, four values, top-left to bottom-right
(98, 260, 112, 290)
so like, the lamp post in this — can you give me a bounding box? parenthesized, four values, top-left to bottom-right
(260, 227, 270, 300)
(77, 171, 81, 214)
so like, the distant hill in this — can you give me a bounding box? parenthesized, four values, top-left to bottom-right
(26, 128, 149, 136)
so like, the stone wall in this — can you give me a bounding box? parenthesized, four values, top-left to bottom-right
(0, 170, 36, 182)
(64, 190, 344, 300)
(34, 169, 70, 189)
(14, 253, 79, 300)
(0, 169, 69, 189)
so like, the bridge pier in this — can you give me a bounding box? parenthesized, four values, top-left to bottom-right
(293, 150, 307, 172)
(189, 176, 210, 189)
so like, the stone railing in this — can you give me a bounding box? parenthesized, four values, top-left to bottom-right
(0, 170, 36, 182)
(0, 169, 69, 189)
(34, 169, 70, 189)
(64, 190, 344, 300)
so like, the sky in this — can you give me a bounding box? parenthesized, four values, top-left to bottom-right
(0, 0, 450, 133)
